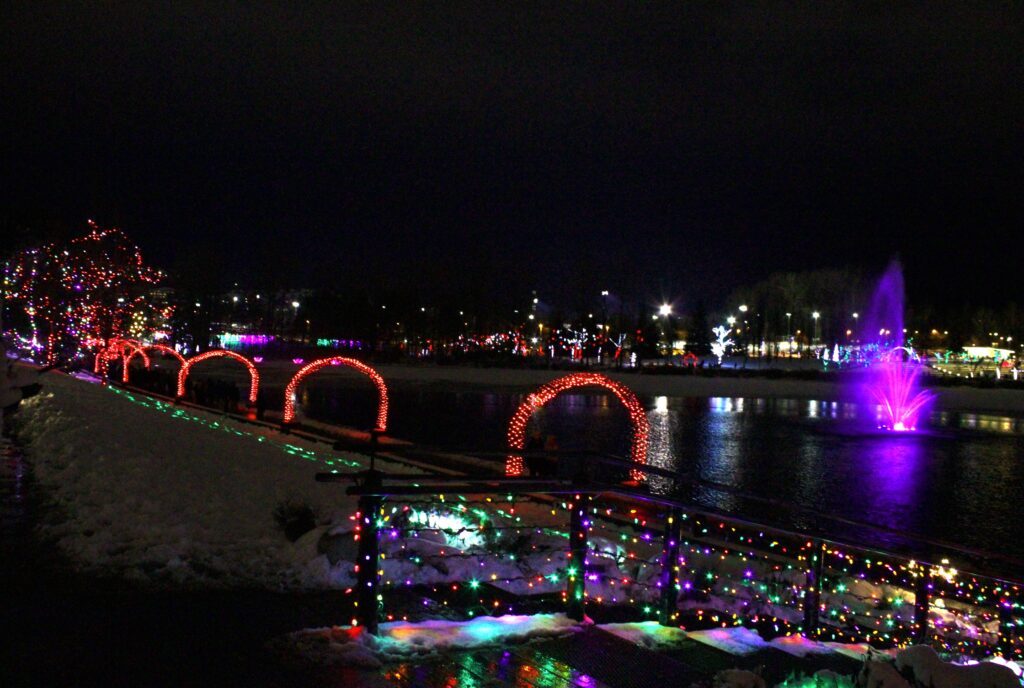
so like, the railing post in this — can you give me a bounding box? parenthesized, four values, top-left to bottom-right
(997, 596, 1014, 656)
(913, 563, 931, 645)
(566, 494, 587, 621)
(803, 541, 824, 637)
(659, 507, 683, 625)
(355, 470, 383, 635)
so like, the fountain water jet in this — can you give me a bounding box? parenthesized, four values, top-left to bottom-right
(855, 260, 935, 433)
(869, 356, 934, 431)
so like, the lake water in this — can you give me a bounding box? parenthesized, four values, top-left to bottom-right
(296, 384, 1024, 567)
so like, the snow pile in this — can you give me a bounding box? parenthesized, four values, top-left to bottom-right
(272, 613, 584, 668)
(600, 620, 689, 649)
(894, 645, 1019, 688)
(858, 657, 910, 688)
(822, 642, 886, 661)
(768, 633, 834, 658)
(688, 627, 865, 660)
(10, 374, 596, 592)
(689, 626, 770, 655)
(15, 373, 363, 587)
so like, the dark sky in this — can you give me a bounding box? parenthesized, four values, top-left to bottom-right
(3, 3, 1022, 310)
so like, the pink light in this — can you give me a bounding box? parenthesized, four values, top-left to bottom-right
(869, 361, 934, 432)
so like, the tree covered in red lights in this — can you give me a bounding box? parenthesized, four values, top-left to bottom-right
(2, 220, 166, 364)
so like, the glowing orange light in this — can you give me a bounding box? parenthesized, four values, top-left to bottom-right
(505, 372, 649, 479)
(282, 357, 388, 429)
(177, 349, 260, 404)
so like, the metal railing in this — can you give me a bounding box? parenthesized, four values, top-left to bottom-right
(315, 445, 1023, 660)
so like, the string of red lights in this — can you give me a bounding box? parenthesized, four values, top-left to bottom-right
(505, 372, 649, 479)
(282, 356, 389, 429)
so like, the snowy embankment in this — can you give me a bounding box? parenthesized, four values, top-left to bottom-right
(12, 373, 578, 591)
(16, 372, 368, 587)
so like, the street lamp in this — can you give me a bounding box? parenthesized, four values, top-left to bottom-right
(739, 304, 748, 313)
(727, 316, 736, 326)
(785, 312, 793, 356)
(812, 311, 820, 344)
(659, 303, 672, 317)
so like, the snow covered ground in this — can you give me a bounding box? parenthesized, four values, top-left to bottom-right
(272, 614, 1024, 688)
(10, 372, 592, 592)
(273, 613, 584, 668)
(14, 371, 369, 586)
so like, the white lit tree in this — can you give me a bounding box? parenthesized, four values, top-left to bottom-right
(711, 326, 734, 365)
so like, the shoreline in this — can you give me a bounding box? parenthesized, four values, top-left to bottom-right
(286, 363, 1024, 414)
(125, 358, 1024, 414)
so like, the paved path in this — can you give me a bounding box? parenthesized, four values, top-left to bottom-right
(304, 626, 862, 688)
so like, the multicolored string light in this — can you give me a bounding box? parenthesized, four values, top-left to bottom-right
(2, 220, 165, 364)
(103, 377, 1023, 658)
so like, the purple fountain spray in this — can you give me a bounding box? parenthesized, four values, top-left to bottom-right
(858, 260, 934, 432)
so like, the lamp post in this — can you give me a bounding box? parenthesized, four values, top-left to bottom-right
(738, 305, 749, 356)
(786, 312, 792, 356)
(812, 311, 820, 345)
(659, 304, 672, 355)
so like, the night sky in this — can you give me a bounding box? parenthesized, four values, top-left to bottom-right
(3, 4, 1022, 309)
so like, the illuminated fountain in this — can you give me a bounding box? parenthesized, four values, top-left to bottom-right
(856, 260, 934, 433)
(869, 354, 934, 431)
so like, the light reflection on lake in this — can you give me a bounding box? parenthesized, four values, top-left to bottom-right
(299, 384, 1024, 559)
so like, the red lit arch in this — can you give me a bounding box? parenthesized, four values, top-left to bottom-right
(506, 373, 649, 480)
(124, 344, 186, 383)
(95, 338, 149, 379)
(177, 349, 260, 404)
(116, 341, 150, 383)
(282, 357, 388, 429)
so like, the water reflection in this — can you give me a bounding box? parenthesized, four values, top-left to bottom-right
(302, 385, 1024, 557)
(646, 397, 678, 495)
(858, 437, 927, 534)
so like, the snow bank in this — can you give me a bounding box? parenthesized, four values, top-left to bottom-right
(689, 627, 855, 659)
(272, 613, 584, 667)
(15, 373, 367, 587)
(894, 645, 1019, 688)
(11, 374, 591, 592)
(600, 620, 689, 649)
(688, 626, 771, 655)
